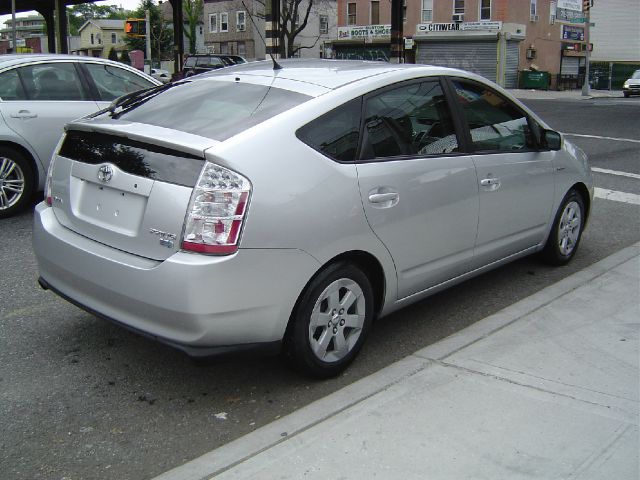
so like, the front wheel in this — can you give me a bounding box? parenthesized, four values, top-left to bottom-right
(0, 147, 35, 219)
(284, 263, 374, 378)
(541, 189, 585, 265)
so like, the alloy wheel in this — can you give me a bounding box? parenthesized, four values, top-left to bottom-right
(308, 278, 366, 363)
(0, 156, 25, 211)
(557, 200, 582, 256)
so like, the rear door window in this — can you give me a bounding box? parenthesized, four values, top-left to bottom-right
(361, 79, 459, 160)
(19, 63, 88, 101)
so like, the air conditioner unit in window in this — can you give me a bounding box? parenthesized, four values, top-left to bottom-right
(452, 13, 464, 22)
(530, 14, 539, 22)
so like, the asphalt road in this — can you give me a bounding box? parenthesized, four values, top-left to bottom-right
(1, 97, 639, 480)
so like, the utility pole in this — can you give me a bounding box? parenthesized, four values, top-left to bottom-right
(145, 9, 152, 72)
(11, 0, 17, 53)
(581, 0, 592, 96)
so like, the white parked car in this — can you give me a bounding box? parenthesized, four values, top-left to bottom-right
(0, 54, 161, 217)
(150, 68, 171, 84)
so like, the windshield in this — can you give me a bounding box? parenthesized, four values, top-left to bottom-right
(632, 71, 640, 79)
(112, 78, 311, 141)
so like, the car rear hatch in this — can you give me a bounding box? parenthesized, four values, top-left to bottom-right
(49, 121, 217, 261)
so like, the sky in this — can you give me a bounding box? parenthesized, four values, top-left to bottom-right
(1, 1, 143, 26)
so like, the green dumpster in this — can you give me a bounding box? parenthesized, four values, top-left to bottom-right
(519, 71, 550, 90)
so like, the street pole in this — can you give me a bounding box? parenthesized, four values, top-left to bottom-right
(145, 10, 152, 72)
(581, 7, 590, 96)
(11, 0, 17, 53)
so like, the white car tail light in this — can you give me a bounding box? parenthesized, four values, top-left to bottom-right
(44, 156, 56, 207)
(182, 162, 251, 255)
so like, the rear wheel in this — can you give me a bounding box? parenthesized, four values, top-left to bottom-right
(0, 147, 35, 218)
(285, 262, 374, 378)
(541, 189, 585, 265)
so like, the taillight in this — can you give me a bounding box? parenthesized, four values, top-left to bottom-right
(44, 156, 56, 207)
(182, 162, 251, 255)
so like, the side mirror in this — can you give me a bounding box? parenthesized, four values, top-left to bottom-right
(543, 130, 562, 151)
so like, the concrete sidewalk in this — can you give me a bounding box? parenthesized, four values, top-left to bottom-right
(510, 88, 624, 100)
(155, 243, 640, 480)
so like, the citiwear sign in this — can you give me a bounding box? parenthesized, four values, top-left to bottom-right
(416, 21, 502, 34)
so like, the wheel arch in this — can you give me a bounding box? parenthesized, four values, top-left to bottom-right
(284, 250, 387, 341)
(570, 182, 591, 225)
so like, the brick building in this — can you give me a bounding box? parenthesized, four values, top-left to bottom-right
(334, 0, 598, 89)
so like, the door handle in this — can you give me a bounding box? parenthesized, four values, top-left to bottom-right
(368, 192, 399, 204)
(10, 110, 37, 119)
(480, 178, 498, 186)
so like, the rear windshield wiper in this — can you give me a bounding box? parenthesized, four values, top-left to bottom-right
(107, 80, 190, 119)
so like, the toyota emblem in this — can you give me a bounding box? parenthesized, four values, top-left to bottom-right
(97, 165, 113, 183)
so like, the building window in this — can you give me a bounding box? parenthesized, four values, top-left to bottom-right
(221, 12, 229, 32)
(453, 0, 464, 15)
(319, 14, 329, 34)
(236, 11, 246, 31)
(220, 42, 228, 54)
(530, 0, 537, 16)
(209, 13, 218, 33)
(90, 33, 94, 44)
(421, 0, 433, 22)
(347, 3, 356, 25)
(403, 0, 407, 22)
(371, 1, 380, 24)
(550, 1, 556, 24)
(480, 0, 491, 20)
(111, 32, 117, 43)
(238, 41, 246, 55)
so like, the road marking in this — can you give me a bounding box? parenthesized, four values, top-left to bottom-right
(563, 133, 640, 144)
(591, 168, 640, 180)
(594, 188, 640, 206)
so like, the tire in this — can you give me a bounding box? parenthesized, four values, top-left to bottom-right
(0, 147, 35, 219)
(284, 262, 374, 378)
(541, 189, 585, 266)
(623, 92, 629, 98)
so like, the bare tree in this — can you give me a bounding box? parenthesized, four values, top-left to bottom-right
(253, 0, 333, 58)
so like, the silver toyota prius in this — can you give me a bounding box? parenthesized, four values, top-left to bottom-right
(33, 59, 593, 377)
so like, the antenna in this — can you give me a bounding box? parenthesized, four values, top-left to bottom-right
(242, 0, 282, 70)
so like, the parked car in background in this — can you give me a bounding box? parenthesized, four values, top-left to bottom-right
(0, 54, 161, 218)
(180, 54, 247, 78)
(622, 70, 640, 97)
(33, 60, 593, 377)
(150, 68, 171, 84)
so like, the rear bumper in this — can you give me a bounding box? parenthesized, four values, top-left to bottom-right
(33, 203, 320, 353)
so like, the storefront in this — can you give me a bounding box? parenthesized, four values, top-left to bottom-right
(332, 24, 391, 62)
(412, 22, 525, 88)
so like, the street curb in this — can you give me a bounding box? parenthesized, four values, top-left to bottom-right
(152, 242, 640, 480)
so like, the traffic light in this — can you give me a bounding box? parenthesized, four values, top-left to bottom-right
(125, 19, 146, 38)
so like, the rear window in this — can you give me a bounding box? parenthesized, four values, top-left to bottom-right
(114, 79, 311, 141)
